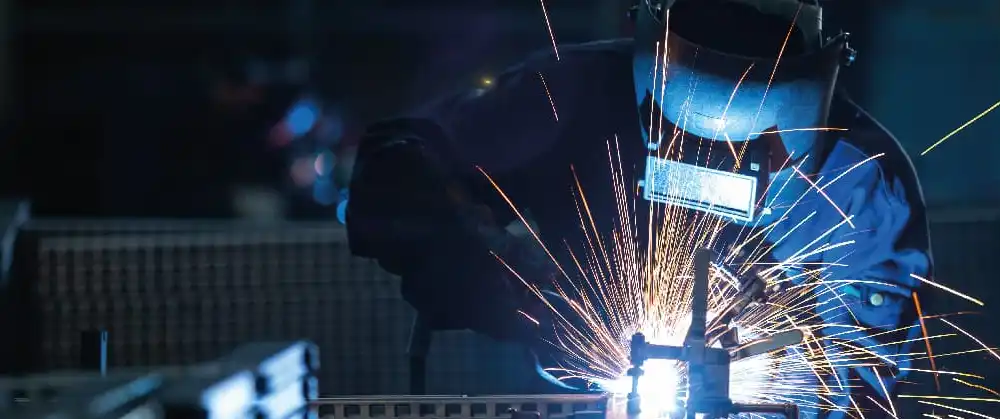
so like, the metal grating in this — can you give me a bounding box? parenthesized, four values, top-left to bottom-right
(14, 219, 536, 396)
(313, 394, 609, 419)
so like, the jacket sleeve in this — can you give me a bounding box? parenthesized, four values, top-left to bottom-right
(769, 140, 931, 415)
(346, 52, 575, 342)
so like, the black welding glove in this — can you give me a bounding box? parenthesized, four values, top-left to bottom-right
(347, 118, 545, 343)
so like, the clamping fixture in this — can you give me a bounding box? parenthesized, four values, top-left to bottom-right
(625, 248, 803, 419)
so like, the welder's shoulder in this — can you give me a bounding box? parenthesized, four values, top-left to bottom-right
(831, 91, 927, 204)
(393, 39, 634, 170)
(505, 39, 635, 124)
(522, 39, 633, 69)
(831, 92, 932, 260)
(406, 39, 631, 126)
(519, 39, 634, 86)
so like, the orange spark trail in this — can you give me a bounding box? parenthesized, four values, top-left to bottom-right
(791, 165, 855, 229)
(538, 0, 560, 60)
(913, 291, 941, 391)
(738, 1, 803, 160)
(476, 166, 572, 281)
(954, 378, 1000, 398)
(940, 318, 1000, 362)
(715, 63, 756, 162)
(538, 72, 559, 121)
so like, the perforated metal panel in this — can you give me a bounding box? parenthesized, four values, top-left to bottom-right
(15, 219, 535, 396)
(313, 394, 609, 419)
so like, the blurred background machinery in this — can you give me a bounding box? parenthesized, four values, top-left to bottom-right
(0, 1, 997, 419)
(0, 213, 542, 396)
(1, 340, 319, 419)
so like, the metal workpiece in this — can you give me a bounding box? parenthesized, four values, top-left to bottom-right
(157, 367, 258, 419)
(731, 402, 800, 418)
(3, 340, 319, 419)
(6, 374, 166, 419)
(312, 394, 608, 419)
(161, 340, 319, 419)
(222, 341, 320, 395)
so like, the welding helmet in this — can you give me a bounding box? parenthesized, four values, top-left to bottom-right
(632, 0, 856, 225)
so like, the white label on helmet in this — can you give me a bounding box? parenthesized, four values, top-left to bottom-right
(641, 156, 758, 222)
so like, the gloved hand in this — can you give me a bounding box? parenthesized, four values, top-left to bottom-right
(348, 120, 558, 344)
(527, 289, 601, 393)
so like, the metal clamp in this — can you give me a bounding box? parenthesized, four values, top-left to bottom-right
(626, 248, 803, 419)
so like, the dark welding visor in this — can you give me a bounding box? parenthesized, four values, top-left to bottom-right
(634, 0, 844, 146)
(633, 0, 848, 222)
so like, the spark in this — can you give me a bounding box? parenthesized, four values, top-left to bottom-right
(791, 165, 855, 228)
(818, 153, 885, 192)
(518, 310, 541, 325)
(867, 395, 899, 419)
(722, 133, 740, 166)
(922, 312, 981, 320)
(714, 63, 756, 162)
(873, 367, 898, 418)
(737, 0, 802, 159)
(901, 395, 1000, 403)
(954, 378, 1000, 398)
(537, 0, 559, 60)
(477, 166, 572, 282)
(917, 401, 997, 419)
(940, 318, 1000, 361)
(921, 99, 1000, 156)
(897, 368, 982, 379)
(751, 127, 849, 136)
(537, 72, 559, 121)
(913, 291, 941, 391)
(910, 274, 986, 306)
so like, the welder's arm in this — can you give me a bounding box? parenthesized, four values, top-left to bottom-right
(347, 52, 574, 343)
(346, 123, 528, 342)
(768, 140, 932, 418)
(810, 174, 931, 414)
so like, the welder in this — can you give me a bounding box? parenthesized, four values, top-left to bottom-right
(346, 1, 931, 417)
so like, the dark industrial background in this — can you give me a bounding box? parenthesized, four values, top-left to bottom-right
(0, 0, 998, 417)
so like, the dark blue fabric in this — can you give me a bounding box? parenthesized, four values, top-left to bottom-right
(768, 141, 930, 418)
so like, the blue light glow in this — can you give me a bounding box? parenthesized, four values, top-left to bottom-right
(336, 189, 349, 224)
(312, 178, 336, 206)
(336, 199, 348, 224)
(314, 150, 336, 177)
(287, 100, 319, 136)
